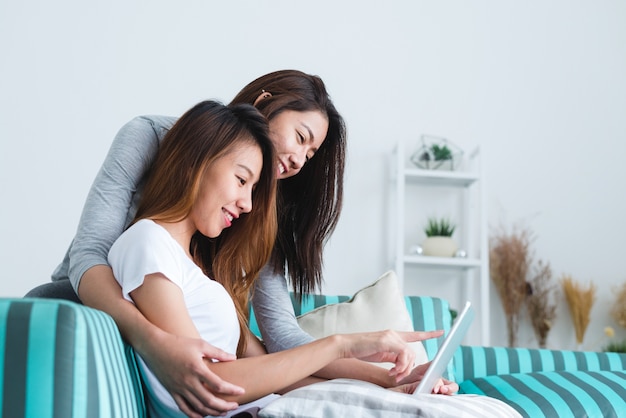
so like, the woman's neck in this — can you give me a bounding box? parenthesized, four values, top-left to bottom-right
(153, 219, 195, 259)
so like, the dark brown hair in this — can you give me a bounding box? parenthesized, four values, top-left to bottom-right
(231, 70, 346, 296)
(134, 100, 277, 355)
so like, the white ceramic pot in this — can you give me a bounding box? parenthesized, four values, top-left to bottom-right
(421, 236, 457, 257)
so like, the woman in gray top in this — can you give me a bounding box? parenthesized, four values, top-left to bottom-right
(30, 70, 445, 418)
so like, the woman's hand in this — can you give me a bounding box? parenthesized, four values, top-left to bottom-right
(431, 377, 458, 395)
(143, 332, 245, 417)
(339, 330, 444, 382)
(391, 362, 459, 395)
(388, 377, 458, 395)
(396, 361, 430, 385)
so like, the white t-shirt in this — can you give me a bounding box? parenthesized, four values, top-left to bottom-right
(109, 219, 277, 417)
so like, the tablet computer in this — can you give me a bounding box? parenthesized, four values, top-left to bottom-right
(413, 301, 474, 395)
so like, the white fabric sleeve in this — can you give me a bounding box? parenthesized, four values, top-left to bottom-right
(251, 265, 315, 353)
(52, 116, 176, 292)
(108, 220, 182, 301)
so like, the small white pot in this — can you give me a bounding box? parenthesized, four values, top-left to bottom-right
(421, 236, 457, 257)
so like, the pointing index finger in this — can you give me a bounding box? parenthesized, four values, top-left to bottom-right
(403, 330, 444, 342)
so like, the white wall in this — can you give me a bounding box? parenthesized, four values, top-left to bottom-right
(2, 1, 625, 350)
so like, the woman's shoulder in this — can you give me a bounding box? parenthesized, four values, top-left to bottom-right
(108, 220, 185, 274)
(115, 115, 177, 145)
(128, 115, 178, 131)
(105, 116, 177, 165)
(112, 220, 171, 252)
(122, 219, 168, 240)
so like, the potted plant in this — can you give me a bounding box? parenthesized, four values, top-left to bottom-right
(431, 144, 453, 162)
(421, 217, 457, 257)
(410, 135, 463, 170)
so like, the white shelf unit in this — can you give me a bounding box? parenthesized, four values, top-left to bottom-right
(391, 140, 490, 346)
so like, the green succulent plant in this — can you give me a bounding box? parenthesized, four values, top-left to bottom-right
(424, 217, 456, 237)
(430, 144, 453, 161)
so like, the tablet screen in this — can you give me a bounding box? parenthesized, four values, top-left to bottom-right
(413, 301, 474, 395)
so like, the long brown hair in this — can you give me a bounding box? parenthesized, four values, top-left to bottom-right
(231, 70, 346, 296)
(134, 100, 277, 355)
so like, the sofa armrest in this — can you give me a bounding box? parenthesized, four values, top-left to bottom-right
(453, 345, 626, 382)
(1, 298, 146, 417)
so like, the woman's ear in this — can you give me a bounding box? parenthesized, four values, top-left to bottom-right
(253, 90, 272, 107)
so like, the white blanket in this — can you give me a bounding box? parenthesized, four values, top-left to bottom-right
(258, 379, 522, 418)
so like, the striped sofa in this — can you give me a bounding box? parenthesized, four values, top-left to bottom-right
(251, 294, 626, 418)
(0, 298, 146, 418)
(3, 295, 626, 418)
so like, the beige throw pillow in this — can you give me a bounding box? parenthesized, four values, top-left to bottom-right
(297, 270, 428, 368)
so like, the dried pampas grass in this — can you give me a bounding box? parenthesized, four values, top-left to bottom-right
(561, 275, 596, 346)
(610, 282, 626, 328)
(490, 225, 533, 347)
(526, 260, 557, 348)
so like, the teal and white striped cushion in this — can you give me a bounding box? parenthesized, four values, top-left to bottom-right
(0, 298, 146, 418)
(460, 370, 626, 418)
(454, 346, 626, 382)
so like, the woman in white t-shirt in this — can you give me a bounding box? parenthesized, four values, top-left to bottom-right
(108, 100, 441, 417)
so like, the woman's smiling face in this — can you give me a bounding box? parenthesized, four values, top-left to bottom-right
(190, 142, 262, 238)
(268, 110, 328, 179)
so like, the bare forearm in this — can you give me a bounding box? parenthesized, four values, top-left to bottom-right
(78, 265, 165, 353)
(277, 376, 326, 394)
(209, 336, 343, 404)
(312, 358, 396, 388)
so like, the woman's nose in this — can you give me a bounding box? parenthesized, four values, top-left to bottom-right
(289, 151, 306, 170)
(238, 191, 253, 214)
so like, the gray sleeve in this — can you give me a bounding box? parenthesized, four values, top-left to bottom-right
(63, 116, 176, 292)
(252, 265, 315, 353)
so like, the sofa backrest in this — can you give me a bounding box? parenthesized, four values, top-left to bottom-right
(0, 298, 146, 418)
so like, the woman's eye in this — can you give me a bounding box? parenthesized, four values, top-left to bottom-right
(298, 132, 305, 144)
(237, 176, 246, 186)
